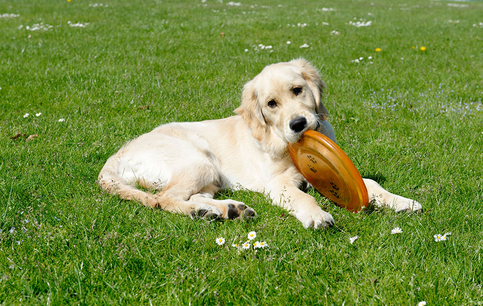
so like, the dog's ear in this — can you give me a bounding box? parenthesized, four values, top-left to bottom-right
(290, 58, 329, 120)
(235, 79, 268, 141)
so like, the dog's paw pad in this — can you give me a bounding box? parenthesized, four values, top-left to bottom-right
(198, 209, 209, 217)
(226, 203, 257, 219)
(227, 204, 240, 219)
(204, 211, 221, 220)
(243, 207, 257, 219)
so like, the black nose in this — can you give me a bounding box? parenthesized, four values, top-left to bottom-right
(289, 117, 307, 133)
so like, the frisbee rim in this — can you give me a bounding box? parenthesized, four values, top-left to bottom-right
(288, 130, 369, 212)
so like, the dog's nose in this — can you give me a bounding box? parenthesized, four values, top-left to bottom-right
(289, 117, 307, 133)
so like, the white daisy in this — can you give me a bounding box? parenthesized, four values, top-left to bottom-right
(23, 113, 29, 118)
(216, 237, 225, 246)
(247, 231, 256, 240)
(241, 242, 250, 249)
(391, 227, 403, 234)
(349, 236, 359, 244)
(58, 118, 65, 122)
(434, 234, 447, 242)
(36, 112, 42, 117)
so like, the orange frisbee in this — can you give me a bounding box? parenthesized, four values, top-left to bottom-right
(288, 130, 369, 212)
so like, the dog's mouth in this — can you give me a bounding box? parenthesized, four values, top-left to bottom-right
(315, 120, 321, 131)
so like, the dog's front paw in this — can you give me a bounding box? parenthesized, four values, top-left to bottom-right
(296, 209, 334, 229)
(394, 199, 422, 212)
(373, 195, 422, 213)
(364, 179, 422, 213)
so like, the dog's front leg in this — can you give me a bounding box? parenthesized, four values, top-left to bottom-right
(364, 178, 422, 212)
(267, 178, 334, 229)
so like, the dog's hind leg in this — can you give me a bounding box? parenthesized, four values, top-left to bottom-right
(189, 189, 257, 220)
(151, 167, 227, 220)
(100, 153, 225, 219)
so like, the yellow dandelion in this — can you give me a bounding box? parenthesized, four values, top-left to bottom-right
(420, 46, 427, 51)
(412, 46, 415, 49)
(375, 48, 381, 52)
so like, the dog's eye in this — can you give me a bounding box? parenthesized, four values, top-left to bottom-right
(293, 87, 302, 96)
(268, 100, 278, 108)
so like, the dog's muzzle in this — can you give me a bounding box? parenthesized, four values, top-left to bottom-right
(289, 117, 308, 133)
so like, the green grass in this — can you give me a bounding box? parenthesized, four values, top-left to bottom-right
(1, 0, 483, 304)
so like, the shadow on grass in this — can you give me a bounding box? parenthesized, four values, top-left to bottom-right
(361, 171, 387, 184)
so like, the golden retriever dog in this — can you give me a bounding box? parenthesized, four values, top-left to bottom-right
(98, 59, 422, 229)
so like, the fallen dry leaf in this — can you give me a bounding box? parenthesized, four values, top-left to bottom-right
(26, 134, 39, 141)
(10, 133, 39, 141)
(10, 133, 27, 140)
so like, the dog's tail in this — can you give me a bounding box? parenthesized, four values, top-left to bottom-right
(97, 153, 159, 208)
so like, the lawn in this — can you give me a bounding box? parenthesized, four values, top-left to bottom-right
(1, 0, 483, 304)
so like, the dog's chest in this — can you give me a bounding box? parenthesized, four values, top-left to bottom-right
(219, 153, 298, 192)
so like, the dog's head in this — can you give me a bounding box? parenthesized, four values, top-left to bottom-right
(235, 59, 329, 157)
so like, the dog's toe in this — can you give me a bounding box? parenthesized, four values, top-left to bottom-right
(313, 215, 334, 229)
(191, 205, 222, 220)
(243, 207, 257, 219)
(394, 200, 423, 213)
(299, 210, 334, 230)
(409, 201, 422, 212)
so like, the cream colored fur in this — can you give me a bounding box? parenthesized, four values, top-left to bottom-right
(98, 59, 421, 229)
